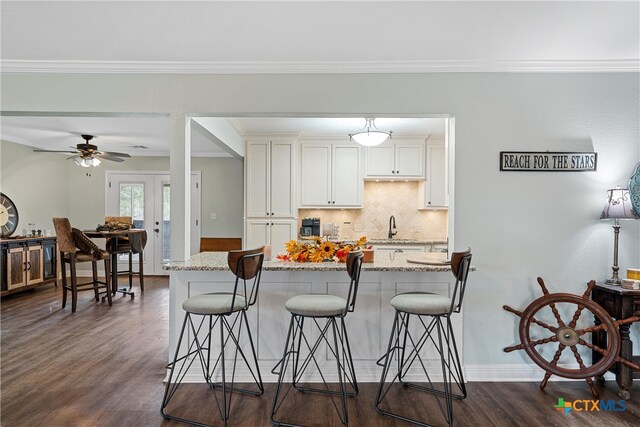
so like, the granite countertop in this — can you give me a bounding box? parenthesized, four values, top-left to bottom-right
(164, 251, 458, 272)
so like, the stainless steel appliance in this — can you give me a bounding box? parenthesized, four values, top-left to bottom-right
(300, 217, 321, 237)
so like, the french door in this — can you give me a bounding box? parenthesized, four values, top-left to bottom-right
(106, 172, 201, 275)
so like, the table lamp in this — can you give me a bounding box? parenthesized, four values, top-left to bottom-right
(600, 187, 639, 284)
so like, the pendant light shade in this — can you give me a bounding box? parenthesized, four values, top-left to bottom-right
(349, 118, 392, 146)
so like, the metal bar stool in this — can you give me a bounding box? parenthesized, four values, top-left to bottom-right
(271, 251, 363, 426)
(161, 246, 265, 426)
(375, 248, 472, 427)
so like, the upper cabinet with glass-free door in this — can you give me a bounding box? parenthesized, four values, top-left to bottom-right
(245, 139, 296, 219)
(299, 141, 363, 208)
(365, 139, 425, 179)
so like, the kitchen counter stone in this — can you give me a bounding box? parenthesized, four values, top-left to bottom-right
(164, 251, 459, 272)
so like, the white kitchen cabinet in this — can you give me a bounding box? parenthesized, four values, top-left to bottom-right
(420, 139, 448, 209)
(245, 140, 295, 218)
(299, 142, 362, 208)
(365, 140, 424, 179)
(245, 219, 296, 253)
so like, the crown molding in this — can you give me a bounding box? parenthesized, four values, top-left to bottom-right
(1, 59, 638, 74)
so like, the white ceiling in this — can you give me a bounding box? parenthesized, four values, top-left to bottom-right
(1, 1, 637, 157)
(0, 115, 445, 157)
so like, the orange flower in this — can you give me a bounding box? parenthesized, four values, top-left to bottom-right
(336, 245, 352, 262)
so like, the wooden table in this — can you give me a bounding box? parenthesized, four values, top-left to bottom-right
(591, 282, 640, 399)
(85, 229, 145, 298)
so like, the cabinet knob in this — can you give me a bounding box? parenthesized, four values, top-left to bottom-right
(397, 170, 400, 174)
(392, 170, 395, 174)
(332, 201, 335, 204)
(328, 201, 331, 204)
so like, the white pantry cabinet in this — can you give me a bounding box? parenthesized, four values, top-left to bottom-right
(299, 142, 363, 208)
(245, 139, 296, 251)
(365, 140, 425, 179)
(245, 140, 296, 218)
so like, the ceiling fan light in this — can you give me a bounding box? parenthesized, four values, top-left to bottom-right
(349, 118, 392, 147)
(73, 157, 84, 166)
(90, 157, 101, 167)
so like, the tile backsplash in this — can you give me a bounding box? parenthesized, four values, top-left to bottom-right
(299, 181, 447, 241)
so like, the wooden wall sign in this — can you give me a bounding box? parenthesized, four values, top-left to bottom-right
(500, 151, 597, 172)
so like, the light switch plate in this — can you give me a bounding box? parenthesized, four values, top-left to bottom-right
(210, 213, 218, 220)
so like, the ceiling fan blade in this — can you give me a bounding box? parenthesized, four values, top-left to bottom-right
(33, 149, 78, 154)
(94, 154, 125, 162)
(100, 151, 131, 158)
(67, 154, 81, 160)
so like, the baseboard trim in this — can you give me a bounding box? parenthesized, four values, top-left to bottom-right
(465, 364, 615, 382)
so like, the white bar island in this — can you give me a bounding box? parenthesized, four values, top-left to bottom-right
(164, 252, 465, 382)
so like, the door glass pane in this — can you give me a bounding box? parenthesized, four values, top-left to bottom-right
(119, 183, 145, 229)
(162, 183, 170, 262)
(119, 183, 145, 262)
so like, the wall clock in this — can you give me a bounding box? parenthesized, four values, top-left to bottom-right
(0, 192, 19, 237)
(629, 163, 640, 216)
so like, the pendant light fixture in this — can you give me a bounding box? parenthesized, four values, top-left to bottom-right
(349, 118, 392, 146)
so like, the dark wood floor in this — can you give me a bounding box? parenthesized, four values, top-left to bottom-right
(1, 277, 638, 426)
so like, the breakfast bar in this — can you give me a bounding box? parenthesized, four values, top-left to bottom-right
(164, 251, 467, 383)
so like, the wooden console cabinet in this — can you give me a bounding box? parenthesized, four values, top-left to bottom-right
(1, 237, 57, 296)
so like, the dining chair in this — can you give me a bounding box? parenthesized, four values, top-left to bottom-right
(104, 216, 147, 293)
(52, 217, 112, 313)
(375, 248, 472, 426)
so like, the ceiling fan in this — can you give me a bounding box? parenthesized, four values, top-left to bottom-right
(33, 134, 131, 167)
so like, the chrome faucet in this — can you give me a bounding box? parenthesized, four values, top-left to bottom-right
(388, 215, 397, 239)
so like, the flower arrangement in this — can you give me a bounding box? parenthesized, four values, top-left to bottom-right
(277, 236, 370, 263)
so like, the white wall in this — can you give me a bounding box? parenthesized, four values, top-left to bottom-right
(0, 140, 69, 233)
(2, 72, 638, 371)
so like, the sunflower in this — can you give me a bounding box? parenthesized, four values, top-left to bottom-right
(319, 241, 336, 259)
(285, 240, 299, 253)
(355, 236, 367, 249)
(309, 247, 325, 262)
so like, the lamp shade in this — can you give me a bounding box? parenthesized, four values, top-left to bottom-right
(600, 187, 639, 220)
(349, 118, 392, 147)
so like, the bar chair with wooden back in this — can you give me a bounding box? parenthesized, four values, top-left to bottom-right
(52, 217, 112, 313)
(375, 248, 472, 426)
(271, 250, 364, 426)
(161, 246, 265, 426)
